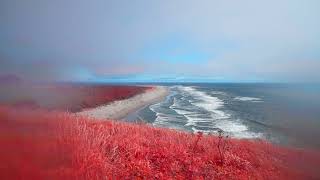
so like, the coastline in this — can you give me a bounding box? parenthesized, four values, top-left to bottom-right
(76, 86, 169, 120)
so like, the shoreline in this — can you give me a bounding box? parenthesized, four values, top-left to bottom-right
(76, 86, 169, 120)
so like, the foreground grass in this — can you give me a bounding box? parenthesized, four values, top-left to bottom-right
(1, 106, 320, 179)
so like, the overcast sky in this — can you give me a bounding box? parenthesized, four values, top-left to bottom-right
(1, 0, 320, 82)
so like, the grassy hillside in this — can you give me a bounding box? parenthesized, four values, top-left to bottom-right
(1, 106, 319, 179)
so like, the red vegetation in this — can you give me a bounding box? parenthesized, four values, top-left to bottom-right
(1, 106, 320, 179)
(0, 84, 149, 112)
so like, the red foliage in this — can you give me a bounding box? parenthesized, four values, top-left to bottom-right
(0, 84, 149, 112)
(1, 106, 320, 179)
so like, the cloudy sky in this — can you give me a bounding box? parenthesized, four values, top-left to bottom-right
(1, 0, 319, 82)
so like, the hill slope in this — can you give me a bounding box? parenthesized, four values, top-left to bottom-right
(1, 106, 319, 179)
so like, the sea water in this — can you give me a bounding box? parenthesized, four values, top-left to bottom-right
(130, 83, 320, 148)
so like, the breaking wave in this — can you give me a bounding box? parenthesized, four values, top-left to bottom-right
(150, 86, 263, 139)
(234, 96, 263, 102)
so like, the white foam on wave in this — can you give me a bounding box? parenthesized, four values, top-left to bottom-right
(178, 86, 229, 119)
(211, 91, 227, 95)
(191, 127, 213, 134)
(185, 118, 211, 126)
(152, 111, 186, 131)
(169, 86, 231, 130)
(169, 97, 180, 108)
(191, 119, 263, 138)
(150, 97, 186, 130)
(150, 103, 166, 124)
(234, 96, 263, 102)
(215, 120, 247, 132)
(170, 97, 195, 114)
(150, 86, 263, 139)
(149, 102, 160, 113)
(173, 108, 194, 116)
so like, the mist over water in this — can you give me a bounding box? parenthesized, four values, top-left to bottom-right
(135, 83, 320, 149)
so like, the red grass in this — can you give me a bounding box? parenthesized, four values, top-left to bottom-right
(1, 106, 320, 179)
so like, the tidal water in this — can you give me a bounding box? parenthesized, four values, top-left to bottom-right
(129, 83, 320, 149)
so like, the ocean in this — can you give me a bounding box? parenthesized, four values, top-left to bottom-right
(126, 83, 320, 149)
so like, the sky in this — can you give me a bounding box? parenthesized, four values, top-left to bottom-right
(0, 0, 320, 83)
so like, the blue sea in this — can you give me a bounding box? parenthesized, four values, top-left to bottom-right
(125, 83, 320, 149)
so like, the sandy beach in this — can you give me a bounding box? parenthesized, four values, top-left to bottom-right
(76, 86, 169, 120)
